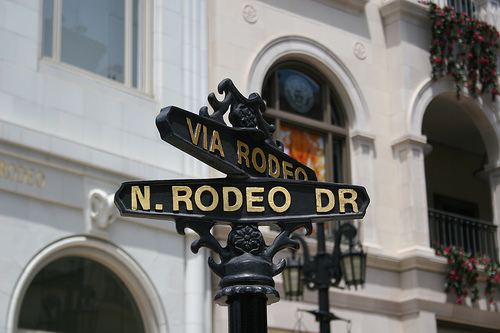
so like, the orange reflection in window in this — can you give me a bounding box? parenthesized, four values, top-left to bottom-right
(280, 124, 326, 181)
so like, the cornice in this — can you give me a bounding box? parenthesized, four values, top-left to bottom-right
(312, 0, 369, 15)
(380, 0, 430, 26)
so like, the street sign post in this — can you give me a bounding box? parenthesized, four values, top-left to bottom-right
(114, 79, 369, 333)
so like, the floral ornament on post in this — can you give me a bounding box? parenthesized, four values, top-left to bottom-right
(230, 224, 264, 254)
(421, 2, 500, 100)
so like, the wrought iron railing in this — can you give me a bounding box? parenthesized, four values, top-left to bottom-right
(446, 0, 478, 17)
(435, 0, 500, 27)
(428, 208, 499, 262)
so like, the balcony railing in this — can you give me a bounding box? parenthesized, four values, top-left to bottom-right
(435, 0, 500, 27)
(447, 0, 478, 17)
(428, 208, 499, 262)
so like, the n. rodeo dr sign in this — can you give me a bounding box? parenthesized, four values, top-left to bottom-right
(115, 177, 369, 224)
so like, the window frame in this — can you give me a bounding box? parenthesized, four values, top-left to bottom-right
(42, 0, 151, 93)
(262, 62, 351, 183)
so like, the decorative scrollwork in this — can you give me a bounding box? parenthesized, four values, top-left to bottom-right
(176, 219, 312, 305)
(198, 78, 284, 151)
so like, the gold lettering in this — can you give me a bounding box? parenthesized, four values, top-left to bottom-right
(36, 171, 46, 188)
(172, 185, 193, 211)
(223, 187, 243, 212)
(195, 185, 218, 211)
(26, 168, 35, 186)
(237, 140, 250, 167)
(0, 160, 46, 188)
(339, 189, 358, 213)
(16, 165, 27, 183)
(209, 130, 225, 157)
(246, 187, 264, 212)
(186, 118, 202, 145)
(268, 186, 291, 213)
(295, 167, 308, 181)
(0, 161, 7, 179)
(282, 161, 293, 179)
(316, 188, 335, 213)
(252, 147, 266, 173)
(203, 125, 208, 150)
(8, 163, 18, 181)
(132, 185, 150, 211)
(268, 154, 280, 178)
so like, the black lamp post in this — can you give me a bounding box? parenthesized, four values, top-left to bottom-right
(283, 222, 366, 333)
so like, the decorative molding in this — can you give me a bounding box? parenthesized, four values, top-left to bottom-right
(380, 0, 429, 27)
(353, 42, 367, 60)
(88, 189, 117, 230)
(248, 35, 372, 135)
(242, 4, 258, 24)
(391, 134, 428, 151)
(312, 0, 369, 15)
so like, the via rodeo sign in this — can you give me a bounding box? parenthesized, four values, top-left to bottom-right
(115, 79, 369, 224)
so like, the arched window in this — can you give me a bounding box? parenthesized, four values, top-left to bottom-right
(262, 62, 348, 183)
(262, 62, 349, 237)
(18, 256, 145, 333)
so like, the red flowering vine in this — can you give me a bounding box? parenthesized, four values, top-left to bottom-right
(435, 245, 479, 304)
(434, 244, 500, 304)
(421, 2, 500, 100)
(483, 257, 500, 304)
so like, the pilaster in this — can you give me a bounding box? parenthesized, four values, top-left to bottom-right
(392, 135, 434, 257)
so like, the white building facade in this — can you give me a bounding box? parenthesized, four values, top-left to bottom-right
(1, 0, 499, 332)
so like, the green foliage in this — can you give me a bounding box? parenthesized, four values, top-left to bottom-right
(422, 2, 500, 100)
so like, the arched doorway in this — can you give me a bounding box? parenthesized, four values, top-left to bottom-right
(8, 236, 167, 333)
(422, 92, 497, 260)
(18, 256, 145, 333)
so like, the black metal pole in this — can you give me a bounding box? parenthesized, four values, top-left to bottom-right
(316, 222, 331, 333)
(228, 293, 268, 333)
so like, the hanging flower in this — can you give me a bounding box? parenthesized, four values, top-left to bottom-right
(421, 2, 500, 100)
(483, 258, 500, 304)
(434, 244, 500, 304)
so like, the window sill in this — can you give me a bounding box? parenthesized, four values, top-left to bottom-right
(38, 58, 155, 103)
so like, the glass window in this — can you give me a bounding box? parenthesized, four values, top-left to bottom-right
(42, 0, 143, 90)
(280, 124, 327, 181)
(18, 257, 145, 333)
(262, 62, 347, 183)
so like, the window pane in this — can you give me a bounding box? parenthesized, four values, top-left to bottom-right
(330, 92, 345, 127)
(61, 0, 125, 82)
(278, 69, 322, 120)
(42, 0, 54, 57)
(262, 72, 276, 109)
(332, 138, 343, 183)
(280, 124, 326, 181)
(18, 257, 145, 333)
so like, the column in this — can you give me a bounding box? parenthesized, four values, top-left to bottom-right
(351, 132, 380, 251)
(392, 135, 434, 257)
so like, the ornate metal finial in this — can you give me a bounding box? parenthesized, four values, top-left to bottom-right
(199, 79, 284, 151)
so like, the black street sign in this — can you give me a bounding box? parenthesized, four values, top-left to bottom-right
(156, 106, 318, 181)
(115, 177, 369, 224)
